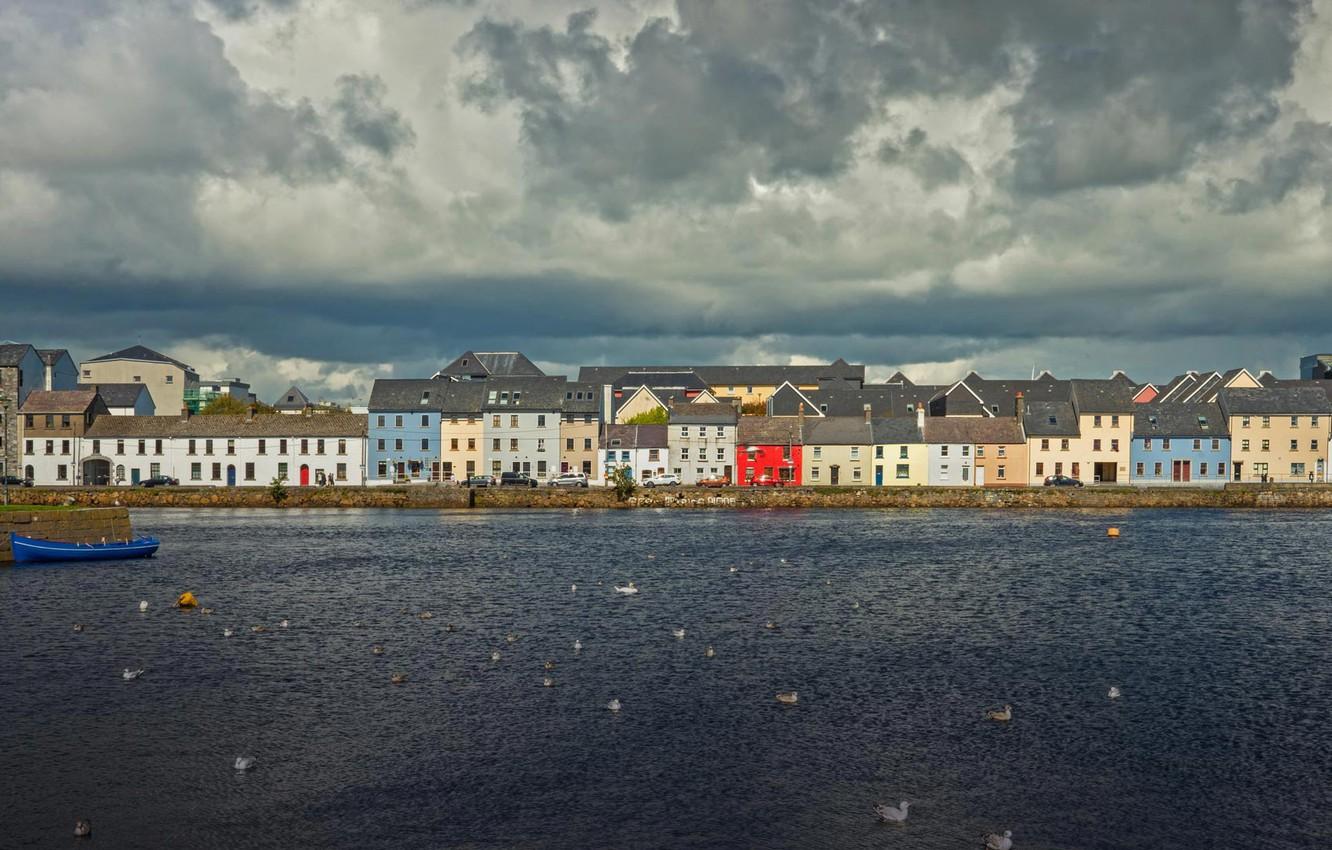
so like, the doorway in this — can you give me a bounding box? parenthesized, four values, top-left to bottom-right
(875, 465, 883, 486)
(1094, 461, 1116, 483)
(226, 465, 236, 486)
(1171, 460, 1191, 483)
(300, 464, 310, 486)
(830, 465, 840, 485)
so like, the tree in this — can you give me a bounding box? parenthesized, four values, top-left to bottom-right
(610, 465, 637, 501)
(268, 476, 288, 505)
(199, 396, 275, 416)
(623, 406, 668, 425)
(740, 401, 767, 416)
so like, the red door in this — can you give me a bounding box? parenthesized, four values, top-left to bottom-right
(300, 464, 310, 486)
(1182, 461, 1191, 482)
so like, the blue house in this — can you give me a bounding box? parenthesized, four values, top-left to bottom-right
(367, 379, 445, 483)
(1130, 402, 1230, 485)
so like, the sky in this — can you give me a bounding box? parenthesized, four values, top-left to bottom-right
(2, 0, 1331, 404)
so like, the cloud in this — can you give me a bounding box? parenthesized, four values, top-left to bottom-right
(332, 73, 417, 156)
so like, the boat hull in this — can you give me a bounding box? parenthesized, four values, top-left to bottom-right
(9, 533, 160, 564)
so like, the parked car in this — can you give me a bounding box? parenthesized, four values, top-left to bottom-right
(1043, 474, 1084, 487)
(463, 475, 493, 488)
(549, 471, 589, 488)
(499, 471, 538, 488)
(643, 473, 681, 487)
(749, 474, 786, 487)
(0, 474, 33, 488)
(698, 475, 731, 488)
(140, 475, 179, 487)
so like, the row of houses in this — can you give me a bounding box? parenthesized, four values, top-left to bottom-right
(8, 344, 1332, 488)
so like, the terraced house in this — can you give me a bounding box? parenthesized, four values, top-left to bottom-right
(559, 382, 602, 481)
(923, 415, 1027, 487)
(481, 377, 577, 482)
(803, 411, 875, 486)
(667, 402, 738, 484)
(1218, 386, 1332, 482)
(438, 382, 487, 483)
(18, 389, 109, 485)
(1130, 403, 1230, 485)
(367, 379, 445, 483)
(871, 413, 927, 486)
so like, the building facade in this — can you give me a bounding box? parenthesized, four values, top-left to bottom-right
(1218, 387, 1332, 482)
(38, 349, 79, 392)
(1, 343, 46, 479)
(80, 346, 200, 416)
(560, 382, 601, 481)
(870, 414, 927, 486)
(1129, 404, 1230, 485)
(601, 424, 669, 482)
(803, 414, 874, 486)
(736, 417, 804, 484)
(18, 390, 109, 485)
(668, 403, 738, 484)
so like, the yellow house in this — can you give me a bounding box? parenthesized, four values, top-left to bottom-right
(438, 382, 487, 481)
(613, 384, 717, 424)
(559, 383, 602, 480)
(803, 415, 874, 486)
(871, 413, 927, 486)
(1219, 386, 1332, 482)
(1025, 381, 1136, 484)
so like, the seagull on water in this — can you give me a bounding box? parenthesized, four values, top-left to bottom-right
(571, 584, 577, 593)
(1108, 686, 1122, 699)
(506, 633, 518, 644)
(74, 818, 92, 838)
(390, 672, 407, 685)
(122, 668, 144, 681)
(672, 628, 686, 640)
(874, 801, 910, 823)
(419, 612, 433, 620)
(543, 676, 554, 688)
(222, 628, 234, 638)
(372, 645, 385, 655)
(607, 698, 622, 712)
(544, 660, 556, 670)
(73, 624, 85, 633)
(139, 600, 149, 613)
(775, 691, 799, 705)
(705, 645, 716, 659)
(234, 756, 256, 771)
(491, 650, 502, 662)
(614, 582, 639, 595)
(279, 619, 289, 629)
(574, 639, 583, 652)
(985, 704, 1012, 722)
(852, 601, 861, 610)
(982, 829, 1013, 850)
(729, 566, 738, 573)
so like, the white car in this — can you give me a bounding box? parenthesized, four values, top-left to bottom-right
(549, 471, 589, 488)
(643, 473, 681, 487)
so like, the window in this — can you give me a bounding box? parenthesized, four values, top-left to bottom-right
(537, 415, 546, 427)
(1241, 439, 1250, 451)
(1241, 416, 1250, 428)
(1154, 462, 1162, 477)
(1192, 439, 1201, 450)
(467, 438, 476, 451)
(395, 415, 403, 427)
(1111, 415, 1120, 427)
(1200, 462, 1208, 476)
(1261, 416, 1270, 428)
(812, 447, 821, 460)
(1055, 462, 1063, 475)
(537, 460, 547, 477)
(510, 415, 519, 428)
(244, 462, 255, 481)
(716, 448, 725, 461)
(1314, 416, 1321, 427)
(1040, 439, 1050, 451)
(393, 439, 402, 451)
(537, 439, 546, 453)
(278, 462, 288, 481)
(165, 375, 173, 384)
(90, 439, 99, 454)
(61, 439, 70, 455)
(895, 464, 910, 479)
(810, 467, 820, 481)
(453, 438, 461, 451)
(1035, 462, 1044, 476)
(82, 369, 90, 377)
(852, 468, 862, 481)
(1291, 416, 1300, 427)
(898, 446, 908, 459)
(1217, 462, 1226, 477)
(1093, 415, 1102, 428)
(421, 414, 429, 427)
(648, 449, 660, 462)
(997, 465, 1006, 480)
(45, 440, 53, 455)
(191, 463, 202, 481)
(962, 466, 969, 482)
(61, 414, 71, 428)
(976, 445, 985, 457)
(1143, 438, 1152, 450)
(1292, 462, 1306, 477)
(132, 375, 141, 382)
(850, 447, 860, 460)
(150, 463, 160, 478)
(584, 438, 592, 451)
(377, 439, 385, 451)
(420, 439, 429, 451)
(681, 447, 690, 460)
(301, 439, 310, 454)
(717, 426, 724, 436)
(280, 439, 287, 454)
(509, 438, 519, 452)
(492, 415, 501, 428)
(377, 415, 385, 427)
(205, 439, 213, 455)
(57, 464, 67, 480)
(116, 464, 125, 481)
(1211, 439, 1219, 450)
(211, 463, 221, 480)
(1261, 439, 1270, 451)
(940, 445, 949, 457)
(1093, 439, 1101, 451)
(1110, 439, 1119, 452)
(1290, 439, 1298, 451)
(1313, 440, 1320, 452)
(1136, 462, 1144, 477)
(492, 438, 501, 451)
(1162, 439, 1171, 450)
(227, 439, 236, 455)
(1071, 462, 1080, 478)
(1060, 439, 1069, 451)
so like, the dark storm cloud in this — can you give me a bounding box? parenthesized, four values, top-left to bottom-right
(1211, 120, 1332, 212)
(460, 0, 1310, 210)
(202, 0, 302, 21)
(332, 74, 418, 157)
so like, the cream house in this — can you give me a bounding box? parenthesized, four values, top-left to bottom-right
(80, 345, 199, 416)
(803, 412, 875, 486)
(871, 413, 927, 486)
(1219, 386, 1332, 482)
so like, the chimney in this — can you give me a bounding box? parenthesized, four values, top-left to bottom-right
(863, 403, 872, 424)
(1015, 391, 1025, 422)
(916, 403, 924, 430)
(798, 402, 805, 425)
(180, 405, 190, 421)
(246, 405, 255, 423)
(304, 406, 312, 418)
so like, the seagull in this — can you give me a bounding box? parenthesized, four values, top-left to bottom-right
(729, 566, 738, 573)
(672, 628, 686, 640)
(251, 625, 267, 633)
(544, 660, 556, 670)
(607, 698, 622, 712)
(138, 600, 149, 613)
(982, 829, 1013, 850)
(874, 801, 910, 823)
(74, 818, 92, 838)
(200, 608, 214, 616)
(852, 601, 861, 610)
(705, 645, 716, 658)
(73, 624, 85, 633)
(372, 645, 385, 655)
(543, 676, 554, 688)
(122, 668, 144, 681)
(985, 705, 1013, 722)
(571, 584, 577, 593)
(222, 628, 234, 638)
(491, 650, 502, 662)
(614, 582, 639, 595)
(419, 612, 433, 620)
(506, 633, 518, 644)
(775, 691, 799, 705)
(279, 619, 289, 629)
(764, 621, 779, 630)
(1108, 686, 1122, 699)
(574, 639, 583, 652)
(445, 623, 457, 633)
(390, 672, 407, 685)
(234, 756, 256, 771)
(779, 558, 788, 564)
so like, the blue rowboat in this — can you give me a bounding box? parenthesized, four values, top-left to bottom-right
(9, 533, 160, 564)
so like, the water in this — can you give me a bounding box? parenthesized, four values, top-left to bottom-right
(2, 508, 1331, 849)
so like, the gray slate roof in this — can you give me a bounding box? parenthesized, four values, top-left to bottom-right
(738, 417, 805, 446)
(1218, 386, 1332, 415)
(580, 360, 865, 387)
(437, 351, 545, 379)
(669, 403, 739, 425)
(768, 383, 938, 418)
(481, 376, 577, 411)
(601, 424, 668, 449)
(561, 381, 601, 413)
(871, 417, 924, 444)
(1024, 401, 1080, 436)
(1068, 379, 1137, 414)
(804, 416, 874, 445)
(1132, 403, 1228, 437)
(86, 345, 194, 372)
(78, 383, 149, 408)
(369, 378, 450, 410)
(610, 371, 711, 391)
(0, 342, 34, 367)
(923, 417, 1025, 444)
(273, 385, 311, 410)
(37, 348, 70, 366)
(85, 412, 367, 438)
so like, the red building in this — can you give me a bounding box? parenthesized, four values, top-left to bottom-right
(736, 417, 804, 484)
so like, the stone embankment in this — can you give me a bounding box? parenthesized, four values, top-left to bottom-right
(0, 507, 134, 562)
(6, 484, 1332, 511)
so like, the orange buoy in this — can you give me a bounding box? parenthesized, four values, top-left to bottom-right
(1106, 527, 1120, 538)
(175, 591, 199, 608)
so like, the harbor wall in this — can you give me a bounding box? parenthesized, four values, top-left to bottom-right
(0, 508, 134, 563)
(5, 485, 1332, 511)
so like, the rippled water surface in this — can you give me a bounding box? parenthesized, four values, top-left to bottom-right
(3, 508, 1332, 849)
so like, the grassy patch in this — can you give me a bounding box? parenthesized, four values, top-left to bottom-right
(0, 504, 73, 512)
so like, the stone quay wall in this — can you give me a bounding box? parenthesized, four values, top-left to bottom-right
(6, 484, 1332, 511)
(1, 507, 134, 562)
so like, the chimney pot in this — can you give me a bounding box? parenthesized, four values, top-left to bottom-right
(863, 403, 872, 424)
(916, 405, 925, 430)
(1015, 391, 1025, 422)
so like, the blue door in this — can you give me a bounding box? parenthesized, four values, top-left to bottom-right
(875, 465, 883, 486)
(227, 465, 236, 486)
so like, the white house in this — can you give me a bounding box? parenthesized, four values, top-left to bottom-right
(71, 410, 368, 487)
(667, 402, 739, 484)
(600, 423, 669, 483)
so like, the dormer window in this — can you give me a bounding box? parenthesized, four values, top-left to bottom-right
(566, 392, 573, 400)
(1198, 416, 1209, 429)
(513, 391, 521, 404)
(1047, 416, 1056, 425)
(420, 391, 430, 404)
(462, 359, 469, 366)
(1149, 415, 1158, 426)
(610, 439, 621, 447)
(499, 391, 509, 404)
(488, 391, 497, 403)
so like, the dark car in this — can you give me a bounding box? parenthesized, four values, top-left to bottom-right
(463, 475, 493, 488)
(140, 475, 179, 487)
(499, 471, 538, 488)
(1043, 474, 1084, 487)
(0, 474, 33, 488)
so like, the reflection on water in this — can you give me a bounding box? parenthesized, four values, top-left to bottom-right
(2, 508, 1330, 849)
